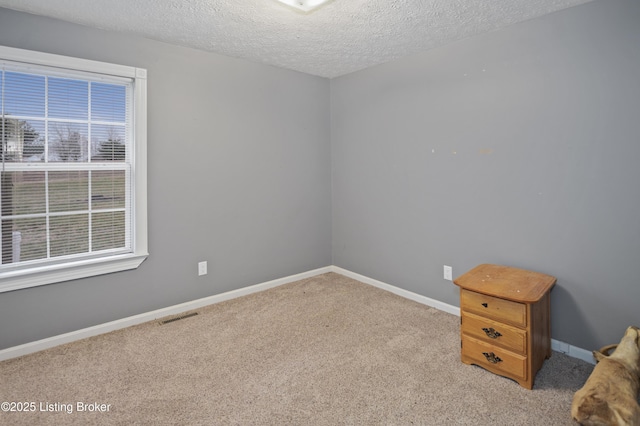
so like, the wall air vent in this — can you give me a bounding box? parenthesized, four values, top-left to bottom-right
(160, 312, 199, 325)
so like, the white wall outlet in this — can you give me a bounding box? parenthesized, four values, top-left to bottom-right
(443, 265, 453, 281)
(198, 261, 207, 276)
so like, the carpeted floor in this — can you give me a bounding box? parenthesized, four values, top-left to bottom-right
(0, 272, 593, 425)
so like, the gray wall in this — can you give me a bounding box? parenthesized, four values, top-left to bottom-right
(0, 8, 332, 350)
(1, 0, 638, 353)
(331, 0, 640, 350)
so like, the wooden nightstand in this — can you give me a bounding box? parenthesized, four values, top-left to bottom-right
(453, 264, 556, 389)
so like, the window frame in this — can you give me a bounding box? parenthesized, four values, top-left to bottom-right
(0, 45, 148, 293)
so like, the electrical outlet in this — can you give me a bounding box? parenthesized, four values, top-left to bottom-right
(443, 265, 453, 281)
(198, 261, 207, 276)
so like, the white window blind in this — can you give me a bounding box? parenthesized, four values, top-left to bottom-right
(0, 46, 147, 292)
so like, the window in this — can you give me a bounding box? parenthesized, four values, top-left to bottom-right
(0, 46, 147, 292)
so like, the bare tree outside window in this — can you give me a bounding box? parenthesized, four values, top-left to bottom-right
(50, 123, 87, 162)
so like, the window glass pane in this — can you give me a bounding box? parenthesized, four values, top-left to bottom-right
(92, 211, 125, 251)
(1, 117, 24, 162)
(0, 172, 47, 264)
(49, 171, 89, 213)
(21, 119, 46, 162)
(1, 171, 46, 216)
(48, 77, 88, 120)
(48, 121, 88, 162)
(92, 170, 125, 210)
(2, 217, 47, 264)
(91, 124, 126, 162)
(92, 82, 126, 123)
(1, 119, 45, 163)
(1, 172, 46, 265)
(3, 71, 46, 118)
(50, 214, 88, 257)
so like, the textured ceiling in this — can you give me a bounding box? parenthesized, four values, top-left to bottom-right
(0, 0, 595, 78)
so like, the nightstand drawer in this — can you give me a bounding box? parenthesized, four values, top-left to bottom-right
(461, 311, 526, 354)
(461, 289, 526, 328)
(461, 335, 527, 381)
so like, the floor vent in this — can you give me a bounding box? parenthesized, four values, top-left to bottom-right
(160, 312, 198, 325)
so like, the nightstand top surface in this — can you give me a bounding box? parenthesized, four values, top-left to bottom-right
(453, 264, 556, 303)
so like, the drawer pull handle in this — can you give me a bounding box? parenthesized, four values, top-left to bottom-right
(482, 352, 503, 364)
(481, 303, 488, 308)
(482, 327, 502, 339)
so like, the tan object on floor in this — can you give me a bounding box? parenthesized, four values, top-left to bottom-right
(571, 326, 640, 425)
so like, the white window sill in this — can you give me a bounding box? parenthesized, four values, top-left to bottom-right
(0, 253, 148, 293)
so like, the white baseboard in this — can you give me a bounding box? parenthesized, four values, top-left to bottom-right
(0, 265, 594, 365)
(551, 339, 595, 364)
(331, 266, 596, 365)
(0, 266, 332, 362)
(331, 266, 461, 316)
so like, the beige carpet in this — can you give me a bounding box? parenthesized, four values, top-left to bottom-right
(0, 272, 593, 425)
